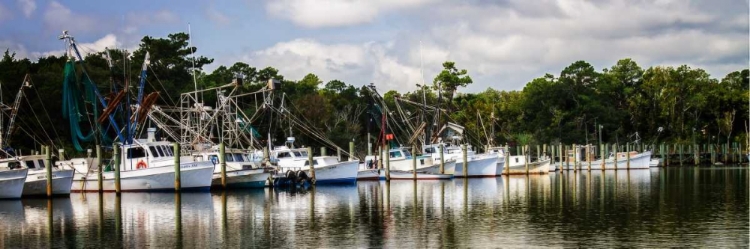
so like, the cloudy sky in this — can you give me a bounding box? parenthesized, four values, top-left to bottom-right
(0, 0, 747, 92)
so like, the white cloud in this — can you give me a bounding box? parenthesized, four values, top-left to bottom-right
(17, 0, 35, 18)
(238, 38, 425, 91)
(43, 1, 96, 32)
(33, 34, 119, 59)
(265, 0, 434, 28)
(206, 6, 230, 26)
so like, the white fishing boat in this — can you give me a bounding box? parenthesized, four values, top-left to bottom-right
(9, 155, 74, 196)
(649, 158, 662, 167)
(504, 155, 551, 174)
(363, 147, 457, 175)
(57, 141, 215, 192)
(423, 143, 498, 177)
(486, 146, 509, 175)
(564, 151, 653, 170)
(272, 146, 358, 184)
(191, 146, 270, 188)
(0, 165, 28, 199)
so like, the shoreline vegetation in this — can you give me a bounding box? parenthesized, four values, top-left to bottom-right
(0, 32, 747, 157)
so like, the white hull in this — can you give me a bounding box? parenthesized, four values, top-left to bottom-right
(211, 168, 270, 188)
(0, 169, 28, 199)
(70, 162, 215, 192)
(23, 169, 74, 196)
(357, 168, 384, 180)
(454, 155, 499, 177)
(287, 160, 359, 184)
(506, 159, 551, 175)
(649, 158, 661, 167)
(562, 151, 652, 170)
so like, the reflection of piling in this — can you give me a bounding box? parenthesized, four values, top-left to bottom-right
(115, 195, 122, 244)
(47, 198, 53, 245)
(175, 193, 183, 248)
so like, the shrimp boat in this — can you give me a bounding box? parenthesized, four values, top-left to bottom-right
(503, 155, 551, 174)
(561, 147, 652, 170)
(191, 145, 270, 188)
(271, 145, 358, 184)
(0, 163, 28, 198)
(57, 140, 215, 192)
(423, 143, 499, 177)
(359, 147, 456, 180)
(8, 155, 74, 196)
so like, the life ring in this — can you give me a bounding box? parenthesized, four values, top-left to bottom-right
(136, 160, 148, 169)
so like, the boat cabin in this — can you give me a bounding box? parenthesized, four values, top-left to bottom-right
(120, 141, 179, 171)
(0, 155, 47, 171)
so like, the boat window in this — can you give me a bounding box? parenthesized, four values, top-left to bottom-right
(303, 160, 319, 166)
(278, 152, 291, 158)
(515, 158, 519, 163)
(38, 160, 45, 168)
(233, 153, 244, 162)
(225, 153, 234, 162)
(403, 150, 412, 157)
(127, 147, 146, 159)
(149, 147, 160, 157)
(156, 146, 165, 157)
(25, 160, 35, 168)
(193, 155, 204, 161)
(389, 151, 402, 158)
(424, 147, 435, 153)
(163, 146, 174, 156)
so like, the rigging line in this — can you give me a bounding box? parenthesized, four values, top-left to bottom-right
(30, 79, 63, 146)
(23, 90, 56, 148)
(147, 66, 177, 106)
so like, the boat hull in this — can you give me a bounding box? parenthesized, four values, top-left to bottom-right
(70, 162, 215, 192)
(301, 161, 359, 184)
(357, 169, 385, 180)
(506, 159, 551, 175)
(649, 158, 661, 167)
(0, 169, 28, 199)
(562, 151, 652, 170)
(211, 168, 270, 188)
(454, 155, 499, 177)
(23, 169, 74, 196)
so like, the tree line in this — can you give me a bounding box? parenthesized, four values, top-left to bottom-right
(0, 32, 746, 156)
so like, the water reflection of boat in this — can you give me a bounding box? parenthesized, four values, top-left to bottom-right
(0, 200, 24, 223)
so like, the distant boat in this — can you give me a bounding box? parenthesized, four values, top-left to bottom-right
(0, 166, 27, 199)
(191, 146, 270, 188)
(563, 150, 652, 170)
(363, 147, 457, 175)
(57, 141, 215, 192)
(649, 158, 662, 167)
(423, 143, 499, 177)
(504, 155, 551, 174)
(271, 146, 358, 184)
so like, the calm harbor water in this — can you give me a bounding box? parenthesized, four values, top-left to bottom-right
(1, 167, 747, 248)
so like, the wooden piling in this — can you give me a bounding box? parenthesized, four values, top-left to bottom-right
(378, 147, 383, 169)
(587, 144, 592, 171)
(114, 143, 121, 194)
(96, 145, 102, 192)
(462, 144, 469, 178)
(613, 144, 618, 169)
(321, 147, 327, 156)
(505, 145, 510, 175)
(524, 145, 529, 174)
(220, 143, 227, 188)
(679, 144, 683, 166)
(412, 146, 417, 179)
(694, 144, 699, 165)
(45, 146, 52, 197)
(308, 147, 315, 183)
(572, 144, 577, 172)
(439, 144, 445, 174)
(349, 141, 355, 161)
(174, 143, 181, 191)
(385, 144, 391, 181)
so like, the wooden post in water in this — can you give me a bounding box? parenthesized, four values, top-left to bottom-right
(694, 143, 700, 165)
(524, 145, 529, 174)
(114, 143, 121, 194)
(321, 147, 327, 156)
(174, 143, 181, 191)
(723, 143, 728, 163)
(378, 147, 383, 169)
(710, 144, 715, 165)
(337, 148, 342, 162)
(613, 144, 618, 170)
(385, 144, 391, 181)
(439, 144, 445, 174)
(220, 143, 227, 189)
(308, 147, 315, 183)
(543, 144, 547, 160)
(349, 141, 355, 161)
(564, 145, 569, 170)
(462, 144, 469, 178)
(587, 144, 592, 171)
(96, 145, 102, 192)
(505, 145, 510, 175)
(412, 146, 417, 179)
(536, 145, 541, 163)
(263, 147, 269, 165)
(550, 145, 555, 170)
(679, 144, 683, 166)
(626, 142, 631, 170)
(45, 146, 52, 197)
(572, 144, 577, 172)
